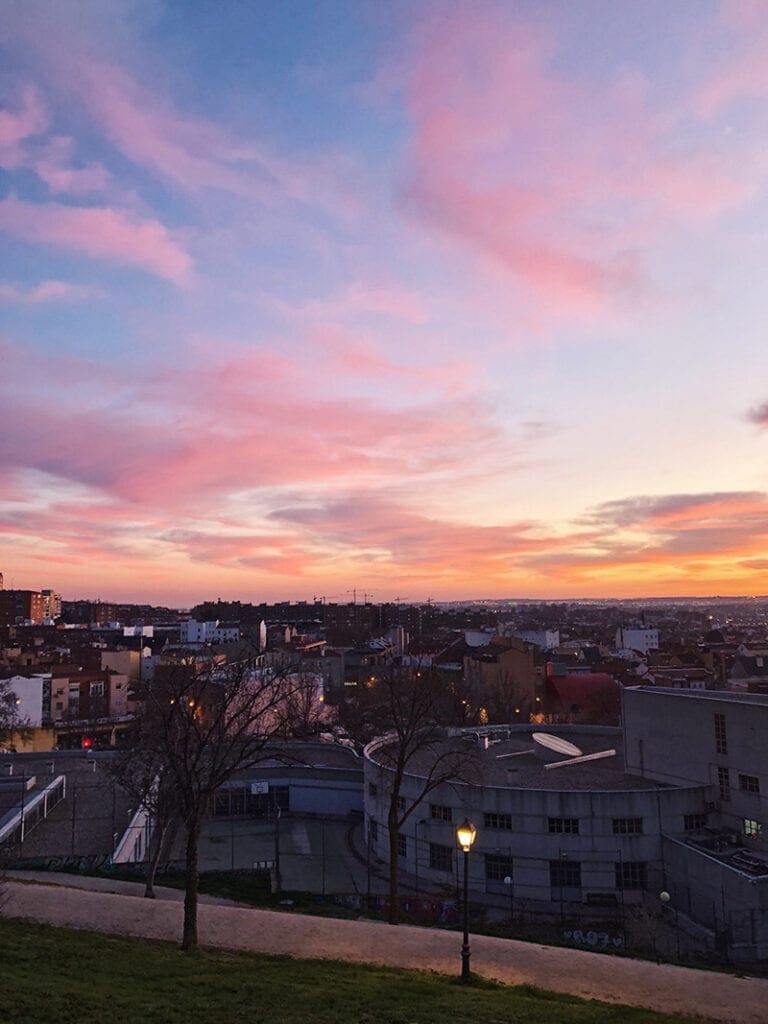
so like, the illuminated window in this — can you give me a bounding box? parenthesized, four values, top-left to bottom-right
(743, 819, 762, 839)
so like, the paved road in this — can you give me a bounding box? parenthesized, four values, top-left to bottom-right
(3, 878, 766, 1023)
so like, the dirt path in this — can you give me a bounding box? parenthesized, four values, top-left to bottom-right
(3, 878, 766, 1023)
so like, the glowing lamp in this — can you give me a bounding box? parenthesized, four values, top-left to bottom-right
(455, 819, 477, 853)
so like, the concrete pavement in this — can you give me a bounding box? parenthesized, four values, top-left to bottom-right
(3, 877, 766, 1023)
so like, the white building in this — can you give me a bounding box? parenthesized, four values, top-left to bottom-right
(1, 674, 50, 728)
(508, 629, 560, 650)
(615, 627, 659, 656)
(179, 620, 240, 645)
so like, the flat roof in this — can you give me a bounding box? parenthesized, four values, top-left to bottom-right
(369, 728, 668, 792)
(625, 686, 768, 707)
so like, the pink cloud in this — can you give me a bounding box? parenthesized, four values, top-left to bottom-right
(296, 284, 430, 325)
(28, 53, 362, 219)
(694, 3, 768, 117)
(0, 85, 47, 148)
(401, 6, 768, 316)
(31, 135, 111, 195)
(0, 195, 191, 282)
(0, 279, 100, 304)
(0, 86, 111, 196)
(310, 323, 474, 394)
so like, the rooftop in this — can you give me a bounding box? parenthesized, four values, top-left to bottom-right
(368, 726, 668, 792)
(627, 686, 768, 707)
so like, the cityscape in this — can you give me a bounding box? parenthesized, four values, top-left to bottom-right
(2, 1, 768, 1022)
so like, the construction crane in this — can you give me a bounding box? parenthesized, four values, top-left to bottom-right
(313, 594, 342, 604)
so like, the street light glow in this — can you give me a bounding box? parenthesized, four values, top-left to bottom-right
(456, 818, 477, 853)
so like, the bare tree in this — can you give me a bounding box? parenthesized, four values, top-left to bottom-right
(272, 672, 334, 738)
(127, 659, 297, 950)
(106, 738, 181, 899)
(344, 665, 480, 925)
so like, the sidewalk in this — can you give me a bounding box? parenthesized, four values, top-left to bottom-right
(3, 870, 245, 905)
(3, 877, 767, 1023)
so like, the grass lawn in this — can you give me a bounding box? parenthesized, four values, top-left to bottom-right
(0, 917, 705, 1024)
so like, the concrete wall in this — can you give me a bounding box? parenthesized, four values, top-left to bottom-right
(622, 687, 768, 837)
(663, 837, 768, 960)
(364, 726, 709, 907)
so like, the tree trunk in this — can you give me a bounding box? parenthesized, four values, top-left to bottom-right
(182, 818, 200, 951)
(387, 805, 400, 925)
(144, 815, 170, 899)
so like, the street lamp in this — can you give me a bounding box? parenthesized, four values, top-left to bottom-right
(455, 819, 477, 983)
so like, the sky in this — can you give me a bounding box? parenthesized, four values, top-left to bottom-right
(1, 0, 768, 606)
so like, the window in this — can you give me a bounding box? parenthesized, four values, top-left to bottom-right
(718, 766, 731, 802)
(714, 713, 727, 755)
(397, 832, 407, 857)
(684, 813, 708, 831)
(548, 817, 579, 834)
(484, 812, 513, 831)
(430, 803, 453, 823)
(89, 681, 104, 697)
(739, 774, 760, 794)
(612, 817, 643, 835)
(368, 782, 378, 797)
(396, 795, 406, 812)
(429, 843, 453, 872)
(485, 854, 514, 882)
(368, 819, 378, 843)
(550, 860, 581, 889)
(743, 819, 762, 839)
(615, 861, 647, 890)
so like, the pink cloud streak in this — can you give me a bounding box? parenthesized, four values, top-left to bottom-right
(0, 195, 191, 282)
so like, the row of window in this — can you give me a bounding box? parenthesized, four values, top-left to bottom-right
(434, 810, 718, 835)
(717, 766, 761, 800)
(424, 846, 648, 891)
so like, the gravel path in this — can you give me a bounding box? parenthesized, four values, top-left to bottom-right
(3, 878, 767, 1023)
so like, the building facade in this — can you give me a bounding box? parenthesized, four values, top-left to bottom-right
(363, 687, 768, 961)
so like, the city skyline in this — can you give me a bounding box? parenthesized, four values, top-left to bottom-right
(2, 1, 768, 606)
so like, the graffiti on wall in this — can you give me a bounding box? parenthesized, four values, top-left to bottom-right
(563, 928, 624, 949)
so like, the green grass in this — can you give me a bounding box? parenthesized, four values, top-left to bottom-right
(0, 918, 705, 1024)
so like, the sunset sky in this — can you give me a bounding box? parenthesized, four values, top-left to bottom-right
(1, 0, 768, 606)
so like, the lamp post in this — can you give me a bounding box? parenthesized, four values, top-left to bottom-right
(456, 818, 477, 983)
(503, 875, 513, 932)
(659, 890, 680, 960)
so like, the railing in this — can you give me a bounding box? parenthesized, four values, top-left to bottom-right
(0, 775, 66, 847)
